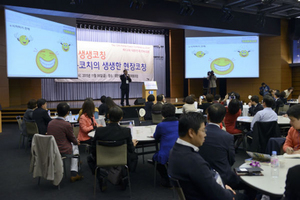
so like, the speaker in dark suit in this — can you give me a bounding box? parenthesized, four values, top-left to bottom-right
(120, 69, 132, 106)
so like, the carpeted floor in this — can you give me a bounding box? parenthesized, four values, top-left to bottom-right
(0, 122, 248, 200)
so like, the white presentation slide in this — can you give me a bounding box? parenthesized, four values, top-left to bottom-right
(185, 36, 259, 78)
(5, 9, 78, 78)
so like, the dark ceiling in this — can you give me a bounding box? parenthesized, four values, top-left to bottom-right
(168, 0, 300, 18)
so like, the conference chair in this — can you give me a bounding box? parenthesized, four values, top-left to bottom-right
(73, 126, 90, 153)
(169, 176, 186, 200)
(30, 134, 63, 189)
(16, 116, 25, 149)
(250, 121, 281, 153)
(61, 153, 81, 179)
(153, 161, 168, 187)
(151, 113, 163, 124)
(25, 121, 39, 150)
(94, 140, 131, 197)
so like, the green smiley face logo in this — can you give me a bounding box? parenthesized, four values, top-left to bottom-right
(61, 43, 70, 52)
(210, 57, 234, 75)
(19, 35, 29, 46)
(195, 51, 205, 58)
(36, 49, 58, 73)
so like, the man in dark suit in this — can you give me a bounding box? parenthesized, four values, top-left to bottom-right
(32, 98, 52, 135)
(199, 103, 238, 187)
(168, 112, 237, 200)
(199, 103, 256, 199)
(87, 106, 138, 192)
(120, 69, 132, 106)
(248, 95, 264, 116)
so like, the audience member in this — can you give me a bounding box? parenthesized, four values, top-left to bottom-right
(199, 103, 238, 187)
(259, 82, 270, 96)
(250, 95, 277, 131)
(32, 98, 52, 135)
(21, 99, 37, 136)
(105, 97, 118, 119)
(248, 95, 263, 116)
(161, 94, 166, 104)
(78, 100, 100, 144)
(144, 94, 155, 120)
(198, 94, 214, 113)
(214, 94, 221, 103)
(200, 104, 256, 199)
(274, 91, 284, 114)
(168, 112, 237, 200)
(98, 95, 108, 115)
(47, 102, 83, 182)
(284, 164, 300, 199)
(78, 98, 99, 121)
(283, 105, 300, 154)
(87, 106, 138, 191)
(182, 95, 196, 114)
(225, 99, 242, 135)
(152, 103, 178, 187)
(152, 95, 163, 114)
(284, 87, 293, 99)
(280, 91, 287, 104)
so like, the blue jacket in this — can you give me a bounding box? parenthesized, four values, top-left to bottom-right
(153, 118, 178, 164)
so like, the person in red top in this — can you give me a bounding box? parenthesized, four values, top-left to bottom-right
(47, 102, 83, 182)
(224, 99, 242, 135)
(283, 104, 300, 154)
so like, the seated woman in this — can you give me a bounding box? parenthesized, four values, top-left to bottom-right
(78, 98, 99, 122)
(224, 99, 242, 135)
(98, 95, 108, 116)
(182, 95, 196, 114)
(144, 94, 155, 120)
(78, 99, 101, 145)
(152, 103, 178, 187)
(21, 99, 37, 136)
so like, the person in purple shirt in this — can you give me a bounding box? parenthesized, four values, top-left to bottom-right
(152, 103, 178, 187)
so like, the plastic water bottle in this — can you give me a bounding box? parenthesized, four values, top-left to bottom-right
(175, 98, 178, 103)
(69, 111, 72, 121)
(271, 151, 279, 178)
(48, 110, 51, 116)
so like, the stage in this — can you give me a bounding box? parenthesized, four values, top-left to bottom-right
(2, 98, 185, 123)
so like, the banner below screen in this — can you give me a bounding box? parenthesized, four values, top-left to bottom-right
(55, 41, 154, 82)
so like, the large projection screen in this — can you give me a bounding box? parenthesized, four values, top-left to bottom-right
(5, 9, 78, 78)
(185, 36, 259, 78)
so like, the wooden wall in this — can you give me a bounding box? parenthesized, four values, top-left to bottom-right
(0, 10, 9, 108)
(169, 29, 184, 98)
(0, 9, 42, 108)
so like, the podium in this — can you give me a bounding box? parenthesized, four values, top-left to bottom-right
(142, 81, 158, 103)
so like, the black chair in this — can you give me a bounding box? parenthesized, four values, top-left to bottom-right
(169, 176, 186, 200)
(250, 121, 281, 153)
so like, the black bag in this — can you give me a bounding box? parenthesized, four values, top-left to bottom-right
(107, 166, 123, 185)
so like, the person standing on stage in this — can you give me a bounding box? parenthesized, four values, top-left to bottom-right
(120, 69, 132, 106)
(207, 70, 217, 96)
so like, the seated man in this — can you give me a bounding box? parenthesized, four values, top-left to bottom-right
(168, 112, 237, 200)
(32, 98, 52, 135)
(199, 103, 239, 188)
(152, 94, 164, 114)
(274, 91, 284, 114)
(87, 106, 138, 192)
(283, 105, 300, 154)
(284, 164, 300, 199)
(248, 95, 263, 116)
(198, 94, 214, 114)
(47, 103, 82, 182)
(250, 95, 278, 132)
(152, 103, 178, 187)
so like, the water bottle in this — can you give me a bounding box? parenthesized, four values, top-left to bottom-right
(128, 121, 133, 129)
(69, 111, 72, 121)
(175, 98, 178, 103)
(48, 110, 51, 116)
(271, 151, 279, 178)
